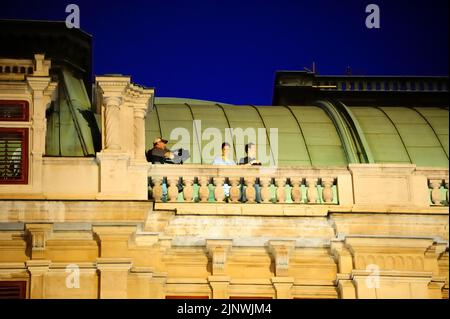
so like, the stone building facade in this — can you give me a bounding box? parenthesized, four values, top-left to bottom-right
(0, 20, 448, 299)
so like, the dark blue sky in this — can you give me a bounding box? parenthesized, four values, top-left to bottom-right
(2, 0, 449, 104)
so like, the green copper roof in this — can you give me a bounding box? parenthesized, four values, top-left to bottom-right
(146, 99, 448, 167)
(348, 106, 449, 167)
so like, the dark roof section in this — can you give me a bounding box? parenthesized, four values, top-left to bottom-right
(272, 71, 449, 107)
(0, 19, 92, 96)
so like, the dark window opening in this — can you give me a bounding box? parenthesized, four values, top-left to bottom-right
(0, 281, 27, 299)
(0, 100, 29, 121)
(0, 128, 29, 184)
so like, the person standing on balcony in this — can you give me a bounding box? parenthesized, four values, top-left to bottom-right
(212, 142, 236, 199)
(212, 142, 236, 165)
(238, 142, 261, 166)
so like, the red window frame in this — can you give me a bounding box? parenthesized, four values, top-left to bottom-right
(0, 100, 29, 121)
(0, 127, 29, 184)
(0, 281, 27, 299)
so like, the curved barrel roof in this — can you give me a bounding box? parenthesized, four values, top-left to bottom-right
(146, 98, 448, 167)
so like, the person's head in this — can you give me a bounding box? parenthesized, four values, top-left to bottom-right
(221, 142, 231, 157)
(153, 137, 168, 149)
(245, 143, 256, 157)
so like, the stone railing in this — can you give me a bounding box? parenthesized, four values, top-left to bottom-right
(313, 76, 449, 92)
(148, 165, 343, 204)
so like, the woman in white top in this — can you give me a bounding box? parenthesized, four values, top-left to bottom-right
(212, 142, 236, 165)
(212, 142, 236, 198)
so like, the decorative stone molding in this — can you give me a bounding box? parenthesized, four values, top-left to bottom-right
(330, 239, 354, 274)
(271, 276, 294, 299)
(268, 240, 296, 277)
(25, 223, 53, 260)
(206, 239, 233, 276)
(93, 225, 137, 258)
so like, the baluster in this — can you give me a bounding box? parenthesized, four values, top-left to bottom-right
(229, 177, 241, 203)
(260, 177, 272, 203)
(183, 177, 194, 202)
(275, 178, 286, 203)
(244, 177, 257, 203)
(167, 177, 179, 202)
(214, 177, 225, 203)
(321, 177, 334, 203)
(198, 176, 210, 203)
(306, 178, 318, 204)
(429, 179, 443, 205)
(152, 177, 163, 202)
(290, 177, 302, 203)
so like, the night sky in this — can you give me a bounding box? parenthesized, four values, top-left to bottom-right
(2, 0, 449, 105)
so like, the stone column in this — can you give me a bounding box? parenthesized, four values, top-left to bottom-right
(97, 258, 132, 299)
(26, 260, 51, 299)
(26, 73, 57, 194)
(133, 107, 147, 160)
(103, 96, 122, 151)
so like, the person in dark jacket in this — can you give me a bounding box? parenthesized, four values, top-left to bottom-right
(146, 137, 174, 164)
(238, 143, 261, 165)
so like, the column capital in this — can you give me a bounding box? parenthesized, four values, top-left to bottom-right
(96, 258, 133, 272)
(26, 260, 51, 274)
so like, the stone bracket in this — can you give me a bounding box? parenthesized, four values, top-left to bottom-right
(268, 240, 296, 277)
(206, 239, 233, 276)
(25, 223, 53, 260)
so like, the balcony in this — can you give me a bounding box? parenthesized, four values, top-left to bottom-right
(148, 164, 449, 216)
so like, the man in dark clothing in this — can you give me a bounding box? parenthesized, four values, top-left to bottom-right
(146, 137, 174, 164)
(238, 143, 261, 165)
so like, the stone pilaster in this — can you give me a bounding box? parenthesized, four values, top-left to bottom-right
(97, 258, 132, 299)
(271, 277, 294, 299)
(26, 260, 51, 299)
(208, 276, 230, 299)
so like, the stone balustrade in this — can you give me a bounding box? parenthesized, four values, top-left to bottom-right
(313, 77, 449, 92)
(148, 164, 340, 204)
